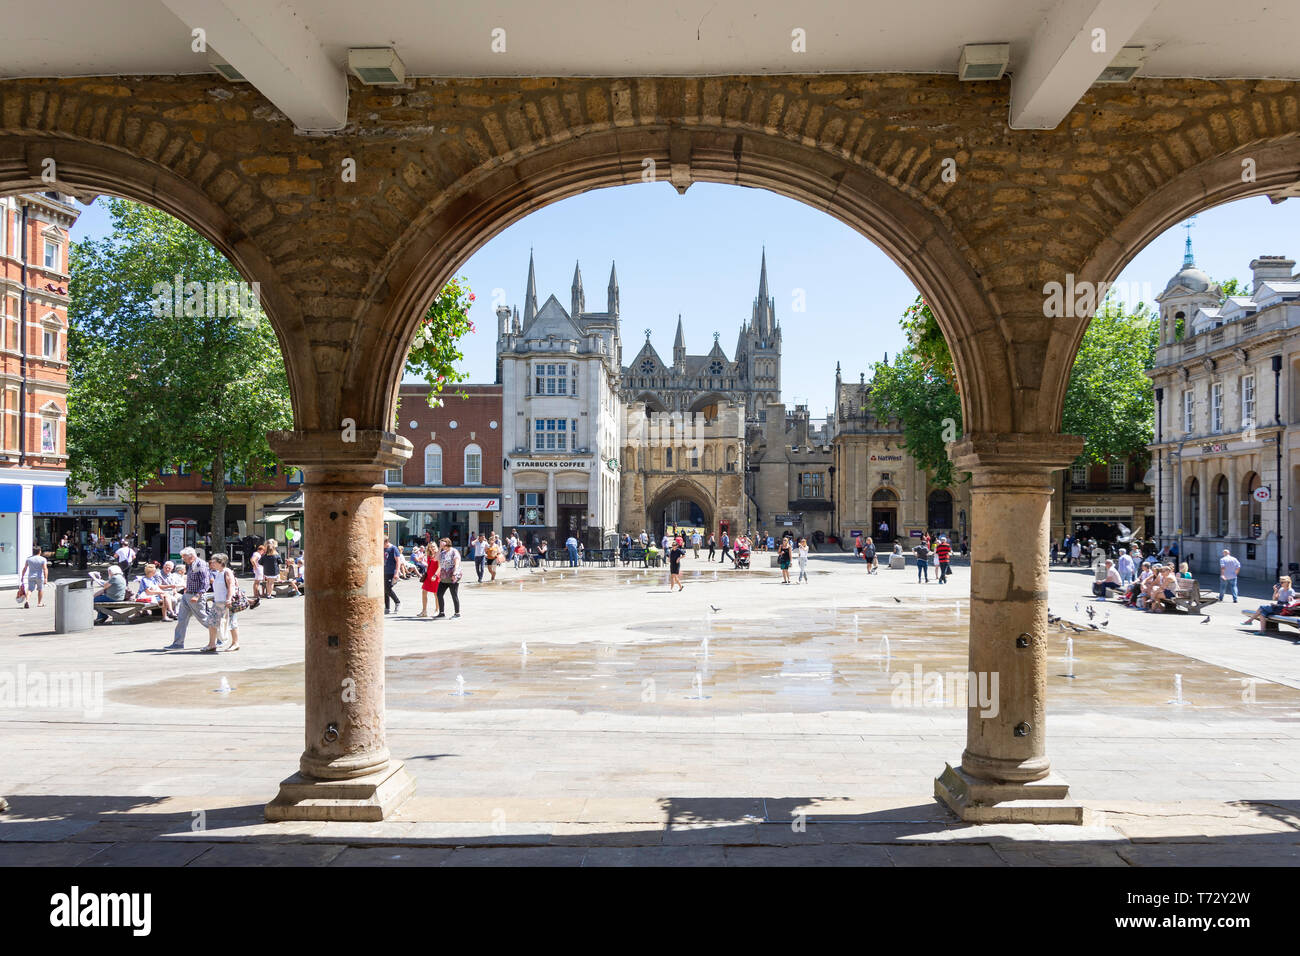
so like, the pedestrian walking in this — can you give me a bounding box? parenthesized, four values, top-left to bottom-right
(113, 539, 136, 577)
(778, 536, 792, 583)
(202, 553, 244, 653)
(433, 537, 462, 618)
(164, 547, 212, 648)
(935, 536, 952, 584)
(383, 535, 402, 614)
(261, 540, 282, 597)
(914, 538, 931, 583)
(691, 529, 701, 558)
(720, 531, 731, 564)
(1219, 548, 1241, 603)
(706, 533, 717, 560)
(668, 539, 685, 591)
(20, 545, 48, 608)
(472, 532, 488, 581)
(862, 536, 878, 574)
(795, 537, 809, 583)
(484, 535, 501, 582)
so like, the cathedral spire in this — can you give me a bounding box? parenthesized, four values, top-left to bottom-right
(673, 314, 686, 367)
(752, 248, 775, 335)
(607, 260, 619, 316)
(523, 248, 538, 325)
(571, 260, 585, 318)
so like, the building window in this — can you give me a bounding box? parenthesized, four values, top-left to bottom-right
(424, 444, 443, 485)
(42, 329, 57, 358)
(43, 239, 58, 270)
(799, 472, 825, 498)
(1070, 464, 1087, 489)
(1242, 374, 1256, 428)
(690, 447, 699, 469)
(40, 418, 56, 453)
(534, 418, 568, 451)
(1183, 389, 1194, 434)
(665, 447, 672, 467)
(385, 467, 402, 485)
(534, 363, 570, 396)
(518, 491, 544, 525)
(464, 444, 482, 485)
(1215, 475, 1229, 537)
(1108, 460, 1126, 490)
(1186, 477, 1200, 536)
(1211, 382, 1223, 433)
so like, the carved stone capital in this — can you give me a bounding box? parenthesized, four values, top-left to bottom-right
(951, 432, 1085, 481)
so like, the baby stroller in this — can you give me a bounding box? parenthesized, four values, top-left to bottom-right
(733, 546, 751, 570)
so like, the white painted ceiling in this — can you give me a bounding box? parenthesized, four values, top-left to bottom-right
(4, 0, 1298, 130)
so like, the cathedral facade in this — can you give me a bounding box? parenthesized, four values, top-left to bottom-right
(494, 251, 779, 544)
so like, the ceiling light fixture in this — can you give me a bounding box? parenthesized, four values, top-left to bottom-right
(958, 43, 1010, 81)
(348, 48, 406, 86)
(1095, 46, 1146, 84)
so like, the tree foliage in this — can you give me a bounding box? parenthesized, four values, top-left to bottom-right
(868, 294, 1158, 485)
(404, 277, 475, 407)
(68, 199, 292, 552)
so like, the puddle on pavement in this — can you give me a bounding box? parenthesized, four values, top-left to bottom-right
(109, 601, 1300, 719)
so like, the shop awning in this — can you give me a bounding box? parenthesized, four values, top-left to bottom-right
(385, 495, 500, 511)
(262, 513, 296, 523)
(33, 485, 68, 514)
(0, 483, 21, 511)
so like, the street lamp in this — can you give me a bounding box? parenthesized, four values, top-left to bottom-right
(1155, 387, 1164, 549)
(1273, 354, 1283, 582)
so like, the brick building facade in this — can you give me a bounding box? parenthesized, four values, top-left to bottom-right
(0, 191, 78, 583)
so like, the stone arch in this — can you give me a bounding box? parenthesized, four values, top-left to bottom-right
(368, 122, 1010, 435)
(646, 476, 715, 537)
(1058, 130, 1300, 433)
(0, 134, 317, 427)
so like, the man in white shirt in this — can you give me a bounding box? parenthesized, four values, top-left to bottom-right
(1219, 548, 1241, 603)
(114, 541, 136, 577)
(691, 530, 702, 558)
(1117, 550, 1135, 584)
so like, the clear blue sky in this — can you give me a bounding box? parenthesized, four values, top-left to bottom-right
(71, 186, 1300, 416)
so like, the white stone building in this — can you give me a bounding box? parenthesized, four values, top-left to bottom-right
(1149, 242, 1300, 581)
(495, 252, 623, 546)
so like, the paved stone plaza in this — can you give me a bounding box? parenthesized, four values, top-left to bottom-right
(2, 553, 1299, 866)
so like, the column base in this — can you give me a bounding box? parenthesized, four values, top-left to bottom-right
(934, 763, 1086, 825)
(265, 760, 415, 822)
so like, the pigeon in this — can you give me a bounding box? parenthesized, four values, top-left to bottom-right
(1074, 603, 1079, 612)
(1201, 614, 1211, 624)
(1088, 623, 1099, 630)
(1047, 614, 1061, 624)
(1085, 605, 1095, 620)
(893, 596, 902, 604)
(1100, 616, 1110, 628)
(709, 605, 721, 613)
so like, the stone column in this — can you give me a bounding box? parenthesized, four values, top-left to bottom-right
(935, 433, 1086, 825)
(545, 470, 557, 528)
(264, 429, 415, 822)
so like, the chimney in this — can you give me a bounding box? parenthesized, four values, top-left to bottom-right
(1249, 256, 1296, 294)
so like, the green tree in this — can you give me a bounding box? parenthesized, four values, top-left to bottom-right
(868, 294, 1158, 485)
(405, 277, 475, 406)
(69, 198, 293, 554)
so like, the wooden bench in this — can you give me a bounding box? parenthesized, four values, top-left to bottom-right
(1262, 614, 1300, 633)
(1158, 579, 1220, 614)
(95, 601, 165, 624)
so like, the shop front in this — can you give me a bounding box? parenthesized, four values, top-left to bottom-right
(384, 495, 501, 549)
(1068, 505, 1136, 544)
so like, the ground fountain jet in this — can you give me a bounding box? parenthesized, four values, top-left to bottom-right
(1168, 673, 1187, 706)
(453, 675, 467, 697)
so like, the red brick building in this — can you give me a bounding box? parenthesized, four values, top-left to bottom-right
(385, 383, 503, 547)
(0, 191, 78, 582)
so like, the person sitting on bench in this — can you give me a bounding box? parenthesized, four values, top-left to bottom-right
(1242, 576, 1296, 628)
(93, 566, 127, 624)
(1096, 560, 1123, 599)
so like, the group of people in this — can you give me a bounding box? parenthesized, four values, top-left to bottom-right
(910, 533, 954, 584)
(384, 534, 467, 619)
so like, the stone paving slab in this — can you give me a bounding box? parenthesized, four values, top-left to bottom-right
(5, 555, 1300, 865)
